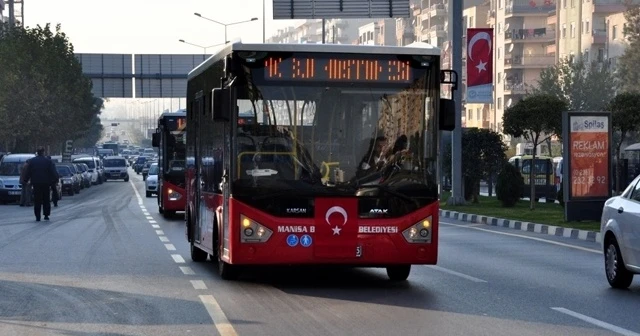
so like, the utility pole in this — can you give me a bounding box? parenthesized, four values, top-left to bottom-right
(8, 0, 15, 27)
(447, 0, 465, 205)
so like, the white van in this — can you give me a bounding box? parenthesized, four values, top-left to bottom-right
(73, 156, 102, 185)
(0, 153, 35, 203)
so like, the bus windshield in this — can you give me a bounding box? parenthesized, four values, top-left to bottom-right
(222, 56, 439, 217)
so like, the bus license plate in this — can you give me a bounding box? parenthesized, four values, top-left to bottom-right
(356, 245, 362, 258)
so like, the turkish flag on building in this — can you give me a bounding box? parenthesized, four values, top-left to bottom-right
(313, 198, 359, 259)
(466, 28, 494, 103)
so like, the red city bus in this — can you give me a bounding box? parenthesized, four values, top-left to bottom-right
(152, 111, 187, 218)
(185, 41, 456, 280)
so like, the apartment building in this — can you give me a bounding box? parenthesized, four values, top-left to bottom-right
(0, 0, 4, 23)
(356, 20, 397, 45)
(606, 11, 627, 68)
(488, 0, 556, 134)
(556, 0, 638, 63)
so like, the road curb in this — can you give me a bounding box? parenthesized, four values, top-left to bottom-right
(438, 209, 602, 244)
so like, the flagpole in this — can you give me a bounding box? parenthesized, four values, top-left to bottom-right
(447, 0, 464, 205)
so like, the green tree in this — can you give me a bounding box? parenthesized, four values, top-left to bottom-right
(503, 94, 568, 209)
(532, 57, 616, 111)
(462, 128, 508, 203)
(0, 23, 102, 152)
(617, 4, 640, 92)
(608, 92, 640, 193)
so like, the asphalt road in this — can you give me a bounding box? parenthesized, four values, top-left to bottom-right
(0, 169, 638, 336)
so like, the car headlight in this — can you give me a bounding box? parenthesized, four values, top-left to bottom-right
(240, 215, 273, 243)
(402, 216, 433, 244)
(63, 178, 72, 184)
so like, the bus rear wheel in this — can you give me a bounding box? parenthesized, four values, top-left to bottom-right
(386, 265, 411, 281)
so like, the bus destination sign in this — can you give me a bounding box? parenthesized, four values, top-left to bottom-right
(263, 55, 414, 83)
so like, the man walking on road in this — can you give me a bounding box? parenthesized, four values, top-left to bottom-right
(24, 148, 56, 221)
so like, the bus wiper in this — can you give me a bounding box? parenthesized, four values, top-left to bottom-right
(354, 184, 420, 208)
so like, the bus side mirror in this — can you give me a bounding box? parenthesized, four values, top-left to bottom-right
(151, 133, 160, 147)
(439, 98, 455, 131)
(212, 88, 230, 121)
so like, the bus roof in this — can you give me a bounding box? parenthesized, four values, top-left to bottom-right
(188, 39, 441, 80)
(159, 111, 187, 119)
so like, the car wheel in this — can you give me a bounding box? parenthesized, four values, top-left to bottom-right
(605, 236, 634, 289)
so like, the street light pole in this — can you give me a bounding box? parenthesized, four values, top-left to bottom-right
(447, 0, 464, 205)
(194, 13, 258, 42)
(178, 39, 225, 54)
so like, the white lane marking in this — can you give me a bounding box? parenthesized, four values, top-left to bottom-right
(441, 222, 600, 254)
(191, 280, 207, 290)
(165, 243, 176, 251)
(180, 266, 195, 275)
(152, 224, 160, 229)
(149, 220, 157, 224)
(143, 212, 150, 216)
(171, 254, 185, 263)
(552, 307, 640, 336)
(129, 180, 145, 205)
(146, 216, 154, 220)
(199, 295, 239, 336)
(155, 230, 165, 235)
(140, 206, 146, 210)
(428, 265, 487, 283)
(159, 236, 170, 242)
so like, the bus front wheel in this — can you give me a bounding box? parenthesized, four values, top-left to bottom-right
(386, 265, 411, 281)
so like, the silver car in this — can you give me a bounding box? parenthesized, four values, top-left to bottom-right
(600, 174, 640, 289)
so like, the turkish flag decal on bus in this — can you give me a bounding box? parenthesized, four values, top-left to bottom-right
(313, 198, 359, 259)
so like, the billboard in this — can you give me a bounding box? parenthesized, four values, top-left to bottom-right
(273, 0, 410, 19)
(568, 116, 610, 198)
(465, 28, 493, 104)
(562, 111, 612, 221)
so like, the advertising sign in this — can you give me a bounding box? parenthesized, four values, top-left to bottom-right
(466, 28, 494, 104)
(562, 111, 612, 222)
(569, 116, 609, 198)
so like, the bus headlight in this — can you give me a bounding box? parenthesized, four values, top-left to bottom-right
(402, 216, 432, 244)
(167, 188, 182, 201)
(240, 215, 272, 243)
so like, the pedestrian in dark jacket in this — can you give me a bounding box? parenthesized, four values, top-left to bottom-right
(24, 148, 56, 221)
(47, 156, 60, 207)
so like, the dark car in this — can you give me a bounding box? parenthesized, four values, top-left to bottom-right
(55, 164, 80, 195)
(134, 156, 147, 174)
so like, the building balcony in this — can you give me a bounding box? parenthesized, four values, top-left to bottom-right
(505, 28, 555, 43)
(429, 3, 446, 17)
(503, 81, 535, 94)
(428, 24, 446, 38)
(546, 43, 556, 54)
(505, 3, 555, 17)
(547, 13, 557, 25)
(592, 29, 607, 44)
(593, 0, 626, 14)
(504, 54, 555, 68)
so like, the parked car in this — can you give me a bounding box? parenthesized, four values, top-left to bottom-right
(600, 174, 640, 289)
(0, 153, 35, 203)
(75, 163, 92, 188)
(145, 163, 159, 197)
(55, 163, 81, 195)
(72, 156, 102, 185)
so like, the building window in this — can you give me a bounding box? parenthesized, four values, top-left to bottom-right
(476, 108, 481, 120)
(562, 24, 567, 38)
(586, 21, 589, 34)
(598, 48, 604, 62)
(497, 97, 502, 110)
(468, 109, 473, 120)
(571, 22, 576, 38)
(498, 72, 502, 83)
(498, 47, 502, 59)
(612, 25, 617, 40)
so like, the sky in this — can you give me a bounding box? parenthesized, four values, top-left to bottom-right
(22, 0, 305, 119)
(24, 0, 304, 54)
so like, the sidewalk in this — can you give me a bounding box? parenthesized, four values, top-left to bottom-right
(439, 208, 602, 244)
